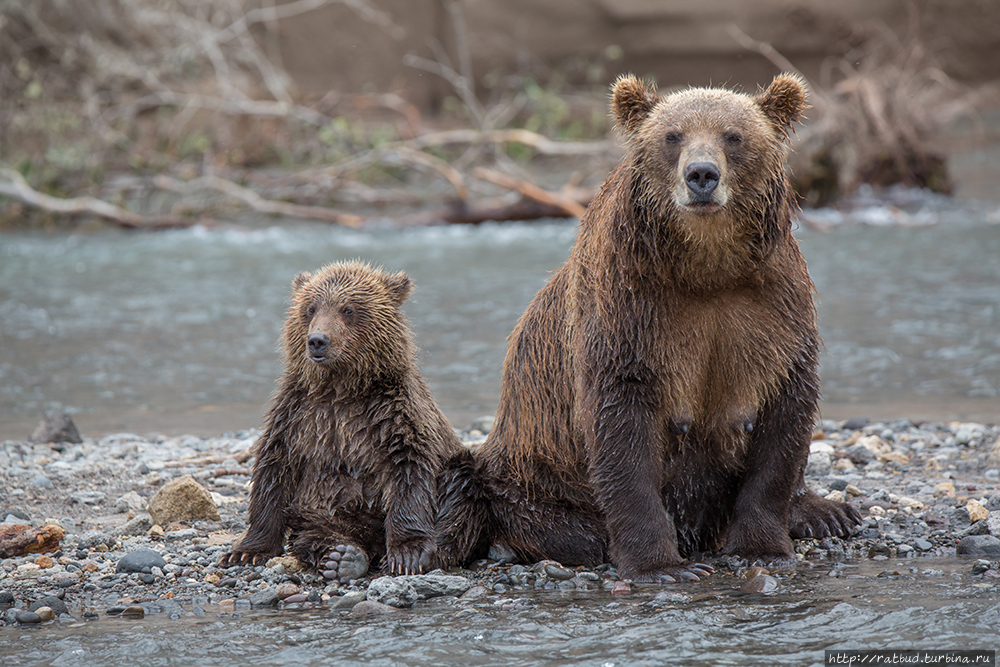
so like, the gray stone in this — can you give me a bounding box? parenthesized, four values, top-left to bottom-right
(365, 574, 471, 608)
(115, 515, 152, 537)
(956, 535, 1000, 557)
(115, 491, 147, 514)
(330, 591, 367, 610)
(468, 416, 495, 435)
(544, 563, 575, 580)
(30, 474, 53, 489)
(740, 574, 780, 594)
(77, 531, 115, 550)
(70, 490, 106, 506)
(249, 588, 279, 607)
(366, 577, 418, 608)
(988, 512, 1000, 538)
(912, 538, 934, 552)
(844, 444, 875, 465)
(16, 611, 42, 624)
(806, 451, 832, 476)
(350, 600, 398, 615)
(115, 548, 166, 574)
(29, 596, 68, 616)
(841, 417, 870, 431)
(29, 412, 82, 444)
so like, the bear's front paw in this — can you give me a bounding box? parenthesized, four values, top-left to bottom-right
(789, 490, 862, 539)
(387, 537, 435, 576)
(321, 543, 369, 583)
(628, 561, 714, 584)
(218, 547, 279, 568)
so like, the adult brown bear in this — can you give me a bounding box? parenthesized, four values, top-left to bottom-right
(220, 261, 465, 581)
(437, 73, 860, 582)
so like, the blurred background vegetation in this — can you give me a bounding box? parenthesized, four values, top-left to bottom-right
(1, 0, 998, 229)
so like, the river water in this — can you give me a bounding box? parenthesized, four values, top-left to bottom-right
(2, 191, 999, 440)
(1, 558, 998, 666)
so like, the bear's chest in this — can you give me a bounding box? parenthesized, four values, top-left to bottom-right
(655, 286, 806, 441)
(287, 400, 386, 477)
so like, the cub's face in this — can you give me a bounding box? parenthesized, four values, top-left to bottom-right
(612, 73, 808, 220)
(285, 261, 412, 370)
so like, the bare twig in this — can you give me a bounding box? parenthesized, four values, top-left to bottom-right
(472, 167, 588, 218)
(154, 175, 364, 227)
(0, 167, 201, 229)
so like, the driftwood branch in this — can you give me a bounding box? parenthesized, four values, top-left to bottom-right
(155, 448, 253, 469)
(154, 175, 364, 227)
(0, 167, 202, 229)
(472, 167, 589, 218)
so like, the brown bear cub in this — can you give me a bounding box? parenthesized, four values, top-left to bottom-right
(220, 260, 465, 581)
(436, 73, 861, 582)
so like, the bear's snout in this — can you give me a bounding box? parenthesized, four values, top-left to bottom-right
(684, 162, 720, 201)
(307, 333, 330, 360)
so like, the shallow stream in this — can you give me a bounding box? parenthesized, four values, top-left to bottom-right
(2, 192, 999, 439)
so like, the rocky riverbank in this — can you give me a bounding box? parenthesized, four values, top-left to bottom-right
(2, 416, 999, 626)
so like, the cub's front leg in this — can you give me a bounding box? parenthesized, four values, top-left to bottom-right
(383, 427, 439, 575)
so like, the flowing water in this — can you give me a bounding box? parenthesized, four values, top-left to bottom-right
(0, 558, 998, 666)
(2, 194, 1000, 662)
(1, 193, 999, 440)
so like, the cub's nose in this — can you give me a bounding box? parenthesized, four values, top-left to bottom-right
(684, 162, 720, 199)
(307, 333, 329, 355)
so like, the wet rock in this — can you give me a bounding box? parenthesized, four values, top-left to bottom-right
(275, 582, 299, 600)
(121, 605, 145, 618)
(331, 591, 367, 610)
(147, 474, 220, 525)
(0, 591, 15, 606)
(543, 563, 575, 580)
(29, 596, 68, 616)
(350, 600, 398, 615)
(33, 606, 55, 622)
(29, 412, 82, 445)
(16, 611, 42, 624)
(950, 507, 972, 531)
(366, 577, 418, 608)
(649, 591, 690, 605)
(844, 444, 876, 465)
(912, 538, 934, 552)
(971, 560, 992, 575)
(958, 535, 1000, 556)
(249, 588, 279, 607)
(77, 531, 115, 550)
(115, 548, 166, 574)
(740, 574, 779, 594)
(611, 581, 631, 595)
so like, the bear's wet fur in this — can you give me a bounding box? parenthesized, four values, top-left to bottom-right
(221, 260, 465, 579)
(436, 73, 861, 582)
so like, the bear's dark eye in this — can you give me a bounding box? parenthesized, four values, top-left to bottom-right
(664, 131, 681, 144)
(341, 306, 354, 317)
(306, 304, 317, 317)
(724, 131, 742, 145)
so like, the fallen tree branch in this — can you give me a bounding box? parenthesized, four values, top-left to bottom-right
(154, 175, 364, 227)
(472, 167, 588, 217)
(404, 128, 615, 156)
(0, 167, 202, 229)
(155, 448, 253, 469)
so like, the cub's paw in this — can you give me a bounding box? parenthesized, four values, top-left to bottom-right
(218, 548, 277, 568)
(789, 491, 862, 539)
(387, 537, 435, 576)
(630, 561, 714, 584)
(321, 544, 369, 583)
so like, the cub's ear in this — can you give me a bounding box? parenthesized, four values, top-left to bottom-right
(611, 74, 658, 135)
(383, 270, 413, 307)
(292, 271, 312, 291)
(755, 72, 809, 136)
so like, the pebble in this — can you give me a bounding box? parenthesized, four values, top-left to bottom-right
(115, 548, 167, 574)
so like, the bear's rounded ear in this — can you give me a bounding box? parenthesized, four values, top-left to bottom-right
(755, 72, 809, 135)
(611, 74, 658, 135)
(383, 271, 413, 307)
(292, 271, 312, 291)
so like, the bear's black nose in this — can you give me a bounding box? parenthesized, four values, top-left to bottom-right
(684, 162, 720, 199)
(308, 333, 329, 355)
